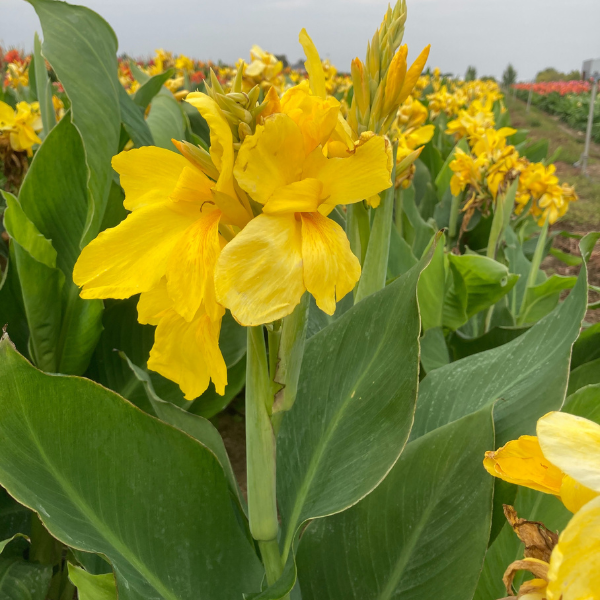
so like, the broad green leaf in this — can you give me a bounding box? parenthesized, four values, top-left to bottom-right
(0, 338, 263, 599)
(0, 248, 29, 357)
(563, 383, 600, 423)
(567, 358, 600, 395)
(447, 326, 529, 361)
(434, 137, 469, 200)
(68, 563, 116, 600)
(0, 555, 52, 600)
(420, 326, 450, 373)
(146, 94, 186, 150)
(278, 250, 432, 561)
(0, 489, 31, 542)
(521, 138, 549, 162)
(243, 550, 297, 600)
(418, 143, 444, 188)
(411, 235, 590, 446)
(571, 323, 600, 369)
(401, 188, 436, 258)
(549, 247, 582, 267)
(387, 226, 417, 280)
(474, 488, 570, 600)
(120, 353, 244, 508)
(517, 274, 577, 326)
(297, 407, 494, 600)
(417, 232, 445, 330)
(29, 0, 122, 244)
(33, 32, 55, 136)
(134, 69, 175, 110)
(118, 85, 154, 148)
(14, 114, 103, 375)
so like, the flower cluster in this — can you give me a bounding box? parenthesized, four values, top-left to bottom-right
(0, 100, 42, 155)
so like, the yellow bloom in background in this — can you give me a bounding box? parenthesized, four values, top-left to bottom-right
(242, 45, 284, 92)
(449, 148, 487, 197)
(4, 60, 29, 89)
(446, 98, 496, 143)
(175, 54, 194, 73)
(74, 94, 252, 400)
(0, 100, 42, 155)
(485, 412, 600, 600)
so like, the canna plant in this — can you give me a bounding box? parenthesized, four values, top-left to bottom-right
(0, 1, 599, 599)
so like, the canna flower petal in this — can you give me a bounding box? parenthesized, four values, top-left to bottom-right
(546, 495, 600, 600)
(137, 280, 172, 326)
(73, 202, 200, 299)
(560, 475, 599, 514)
(538, 412, 600, 493)
(483, 435, 564, 495)
(234, 113, 305, 204)
(185, 93, 236, 199)
(165, 209, 225, 323)
(298, 28, 326, 99)
(303, 134, 392, 212)
(112, 147, 189, 211)
(148, 306, 227, 399)
(300, 212, 361, 315)
(280, 81, 340, 155)
(169, 164, 214, 204)
(215, 214, 305, 326)
(262, 179, 322, 215)
(0, 101, 16, 128)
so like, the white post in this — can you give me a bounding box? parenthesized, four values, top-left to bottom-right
(526, 79, 534, 112)
(580, 73, 599, 175)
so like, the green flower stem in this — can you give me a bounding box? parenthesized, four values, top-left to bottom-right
(271, 293, 309, 436)
(447, 192, 462, 248)
(394, 187, 403, 235)
(245, 326, 279, 546)
(354, 143, 397, 303)
(258, 539, 285, 586)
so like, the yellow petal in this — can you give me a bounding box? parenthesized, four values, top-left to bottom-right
(148, 307, 227, 399)
(215, 214, 305, 326)
(304, 134, 392, 211)
(185, 93, 236, 199)
(397, 45, 431, 107)
(234, 113, 305, 204)
(137, 279, 173, 325)
(298, 28, 326, 99)
(0, 101, 16, 127)
(262, 178, 323, 215)
(112, 147, 188, 211)
(166, 209, 225, 323)
(482, 435, 564, 495)
(280, 82, 340, 155)
(300, 212, 360, 315)
(547, 495, 600, 600)
(74, 202, 200, 299)
(407, 124, 435, 147)
(382, 45, 408, 116)
(560, 475, 599, 514)
(259, 86, 282, 123)
(538, 412, 600, 493)
(169, 164, 214, 204)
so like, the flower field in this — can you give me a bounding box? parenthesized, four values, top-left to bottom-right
(514, 80, 600, 143)
(0, 0, 599, 599)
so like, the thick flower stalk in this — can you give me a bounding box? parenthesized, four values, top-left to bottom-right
(484, 411, 600, 599)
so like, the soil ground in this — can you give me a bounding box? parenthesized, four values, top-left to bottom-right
(505, 95, 600, 323)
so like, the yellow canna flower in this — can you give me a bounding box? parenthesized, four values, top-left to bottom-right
(0, 100, 43, 155)
(242, 45, 284, 92)
(449, 148, 488, 198)
(175, 54, 194, 73)
(74, 94, 252, 399)
(215, 93, 392, 325)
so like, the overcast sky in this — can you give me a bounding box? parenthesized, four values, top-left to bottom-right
(2, 0, 600, 81)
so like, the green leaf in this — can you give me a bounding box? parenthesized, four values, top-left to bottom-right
(563, 383, 600, 423)
(133, 69, 175, 110)
(120, 353, 244, 508)
(401, 188, 436, 258)
(0, 555, 52, 600)
(33, 32, 55, 137)
(417, 232, 445, 330)
(118, 85, 154, 148)
(518, 274, 578, 325)
(146, 94, 186, 150)
(0, 489, 31, 542)
(434, 138, 469, 200)
(28, 0, 122, 244)
(68, 563, 116, 600)
(418, 143, 444, 186)
(412, 239, 589, 446)
(521, 138, 549, 162)
(571, 323, 600, 370)
(0, 338, 263, 599)
(277, 249, 432, 561)
(443, 254, 519, 330)
(549, 247, 582, 267)
(420, 326, 450, 373)
(0, 247, 29, 358)
(13, 113, 103, 375)
(297, 407, 495, 600)
(447, 326, 529, 361)
(567, 358, 600, 395)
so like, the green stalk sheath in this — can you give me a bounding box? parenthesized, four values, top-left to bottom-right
(524, 216, 549, 291)
(447, 192, 462, 247)
(245, 326, 279, 544)
(354, 144, 397, 303)
(346, 202, 371, 266)
(258, 539, 284, 587)
(394, 187, 403, 235)
(271, 293, 309, 435)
